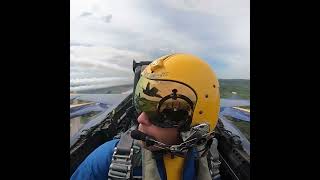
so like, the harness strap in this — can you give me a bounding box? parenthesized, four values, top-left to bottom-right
(108, 131, 220, 180)
(108, 130, 134, 180)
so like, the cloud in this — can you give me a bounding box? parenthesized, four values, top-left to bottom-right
(70, 83, 132, 92)
(70, 0, 250, 81)
(71, 57, 132, 73)
(215, 54, 250, 79)
(161, 0, 249, 17)
(103, 14, 112, 23)
(70, 41, 92, 47)
(70, 45, 149, 70)
(80, 12, 92, 17)
(70, 72, 133, 91)
(70, 45, 150, 89)
(70, 77, 132, 86)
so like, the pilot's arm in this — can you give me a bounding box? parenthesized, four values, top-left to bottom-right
(71, 139, 119, 180)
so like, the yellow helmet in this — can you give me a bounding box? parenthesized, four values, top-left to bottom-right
(134, 53, 220, 131)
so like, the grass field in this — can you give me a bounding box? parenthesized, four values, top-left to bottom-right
(219, 79, 250, 99)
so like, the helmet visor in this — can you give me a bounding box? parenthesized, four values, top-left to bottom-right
(134, 76, 197, 128)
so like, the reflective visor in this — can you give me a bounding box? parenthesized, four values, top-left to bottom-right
(134, 75, 197, 128)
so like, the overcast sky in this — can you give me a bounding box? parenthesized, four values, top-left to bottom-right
(70, 0, 250, 91)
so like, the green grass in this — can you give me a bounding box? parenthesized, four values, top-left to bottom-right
(218, 79, 250, 140)
(219, 79, 250, 99)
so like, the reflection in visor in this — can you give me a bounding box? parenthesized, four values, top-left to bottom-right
(134, 76, 197, 129)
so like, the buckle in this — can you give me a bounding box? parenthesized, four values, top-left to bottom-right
(108, 147, 134, 180)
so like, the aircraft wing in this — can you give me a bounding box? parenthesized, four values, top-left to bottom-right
(70, 102, 95, 111)
(220, 107, 250, 122)
(70, 103, 109, 119)
(219, 98, 250, 122)
(220, 98, 250, 107)
(70, 93, 130, 146)
(219, 115, 250, 155)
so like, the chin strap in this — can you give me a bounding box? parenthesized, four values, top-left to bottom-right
(131, 123, 215, 158)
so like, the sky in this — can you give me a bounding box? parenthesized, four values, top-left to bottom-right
(70, 0, 250, 91)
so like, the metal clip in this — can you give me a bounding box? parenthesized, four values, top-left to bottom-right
(108, 147, 134, 180)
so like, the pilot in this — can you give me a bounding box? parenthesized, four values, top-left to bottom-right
(71, 53, 221, 180)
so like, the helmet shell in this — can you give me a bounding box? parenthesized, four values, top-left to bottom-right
(140, 53, 220, 131)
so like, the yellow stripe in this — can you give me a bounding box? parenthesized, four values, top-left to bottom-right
(163, 154, 185, 180)
(70, 102, 94, 108)
(233, 107, 250, 113)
